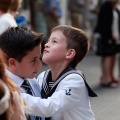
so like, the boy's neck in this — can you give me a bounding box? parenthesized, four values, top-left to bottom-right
(7, 67, 18, 76)
(7, 67, 25, 79)
(49, 63, 69, 81)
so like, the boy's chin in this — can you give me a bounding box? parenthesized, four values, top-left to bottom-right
(42, 59, 47, 64)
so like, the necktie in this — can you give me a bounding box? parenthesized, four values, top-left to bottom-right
(21, 80, 33, 95)
(21, 80, 41, 120)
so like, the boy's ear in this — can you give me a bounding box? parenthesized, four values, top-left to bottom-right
(66, 49, 76, 59)
(8, 58, 16, 68)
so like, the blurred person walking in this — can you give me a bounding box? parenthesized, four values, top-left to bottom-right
(44, 0, 62, 39)
(87, 0, 99, 50)
(115, 1, 120, 80)
(94, 0, 120, 87)
(68, 0, 86, 29)
(34, 0, 47, 38)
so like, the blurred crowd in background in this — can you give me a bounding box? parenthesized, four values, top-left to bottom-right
(20, 0, 120, 49)
(20, 0, 112, 39)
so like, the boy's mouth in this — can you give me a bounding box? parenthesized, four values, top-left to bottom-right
(43, 49, 48, 53)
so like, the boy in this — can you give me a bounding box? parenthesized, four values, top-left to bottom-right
(22, 25, 96, 120)
(0, 27, 44, 120)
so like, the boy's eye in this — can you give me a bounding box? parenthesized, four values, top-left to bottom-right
(31, 59, 36, 63)
(52, 40, 57, 43)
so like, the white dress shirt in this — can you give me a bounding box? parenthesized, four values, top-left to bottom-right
(6, 69, 44, 120)
(6, 69, 37, 92)
(5, 69, 27, 120)
(6, 69, 23, 87)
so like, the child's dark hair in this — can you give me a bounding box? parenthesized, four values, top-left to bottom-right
(52, 25, 90, 68)
(0, 27, 44, 63)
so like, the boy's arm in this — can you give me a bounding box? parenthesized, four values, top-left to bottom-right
(21, 74, 87, 117)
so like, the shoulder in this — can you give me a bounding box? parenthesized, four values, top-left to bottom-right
(59, 72, 85, 88)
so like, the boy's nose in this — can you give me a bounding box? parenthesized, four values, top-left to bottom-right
(45, 42, 49, 47)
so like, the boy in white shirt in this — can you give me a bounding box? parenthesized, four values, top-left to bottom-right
(0, 27, 44, 120)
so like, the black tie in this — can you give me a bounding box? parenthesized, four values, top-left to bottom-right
(21, 80, 41, 120)
(21, 80, 33, 95)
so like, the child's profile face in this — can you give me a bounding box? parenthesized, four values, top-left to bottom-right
(14, 44, 42, 78)
(42, 30, 68, 65)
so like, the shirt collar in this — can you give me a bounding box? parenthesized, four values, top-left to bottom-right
(5, 69, 24, 87)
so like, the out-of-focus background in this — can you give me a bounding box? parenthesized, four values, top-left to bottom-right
(20, 0, 98, 35)
(20, 0, 99, 40)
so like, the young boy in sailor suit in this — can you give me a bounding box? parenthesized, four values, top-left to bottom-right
(0, 27, 44, 120)
(21, 25, 97, 120)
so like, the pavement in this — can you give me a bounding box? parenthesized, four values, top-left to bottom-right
(37, 51, 120, 120)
